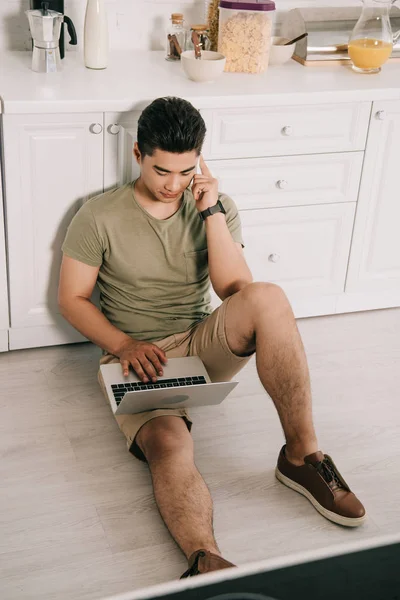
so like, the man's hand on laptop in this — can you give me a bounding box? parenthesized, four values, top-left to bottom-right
(115, 338, 168, 382)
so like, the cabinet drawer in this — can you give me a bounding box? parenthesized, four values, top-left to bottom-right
(211, 153, 363, 210)
(202, 102, 371, 159)
(240, 203, 356, 296)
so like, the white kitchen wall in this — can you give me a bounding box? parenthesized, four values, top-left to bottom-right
(0, 0, 361, 52)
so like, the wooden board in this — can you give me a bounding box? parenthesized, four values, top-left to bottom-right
(293, 54, 400, 66)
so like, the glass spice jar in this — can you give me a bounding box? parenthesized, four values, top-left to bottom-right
(165, 13, 187, 61)
(186, 24, 212, 52)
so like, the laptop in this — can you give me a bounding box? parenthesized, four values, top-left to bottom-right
(100, 356, 238, 415)
(98, 537, 400, 600)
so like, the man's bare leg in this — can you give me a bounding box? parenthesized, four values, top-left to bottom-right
(136, 415, 221, 559)
(225, 282, 319, 465)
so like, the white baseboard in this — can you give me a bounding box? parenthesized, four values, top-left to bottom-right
(290, 295, 337, 319)
(335, 289, 400, 314)
(9, 324, 87, 351)
(5, 289, 400, 351)
(0, 329, 8, 352)
(294, 289, 400, 319)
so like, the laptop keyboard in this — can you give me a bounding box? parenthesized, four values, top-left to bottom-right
(111, 376, 207, 405)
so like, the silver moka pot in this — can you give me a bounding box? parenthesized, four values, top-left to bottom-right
(26, 1, 64, 72)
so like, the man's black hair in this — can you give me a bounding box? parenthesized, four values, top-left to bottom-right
(137, 97, 206, 157)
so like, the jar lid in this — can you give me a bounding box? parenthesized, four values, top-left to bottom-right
(171, 12, 184, 20)
(191, 24, 209, 31)
(219, 0, 275, 10)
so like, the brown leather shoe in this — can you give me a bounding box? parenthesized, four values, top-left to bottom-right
(180, 549, 236, 578)
(275, 445, 366, 527)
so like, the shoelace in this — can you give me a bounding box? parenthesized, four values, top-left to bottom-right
(180, 551, 206, 578)
(316, 458, 343, 491)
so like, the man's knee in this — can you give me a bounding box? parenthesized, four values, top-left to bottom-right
(240, 281, 290, 312)
(136, 415, 193, 463)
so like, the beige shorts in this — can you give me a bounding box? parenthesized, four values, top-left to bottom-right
(98, 295, 252, 461)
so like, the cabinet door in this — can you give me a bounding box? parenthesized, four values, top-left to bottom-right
(3, 114, 104, 350)
(0, 169, 9, 352)
(240, 203, 355, 297)
(210, 204, 355, 316)
(104, 112, 141, 190)
(346, 101, 400, 293)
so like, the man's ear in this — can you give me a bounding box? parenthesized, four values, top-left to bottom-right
(133, 142, 141, 165)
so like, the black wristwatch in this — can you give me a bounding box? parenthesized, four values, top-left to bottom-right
(199, 199, 226, 221)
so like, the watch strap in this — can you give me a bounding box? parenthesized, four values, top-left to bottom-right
(199, 199, 226, 221)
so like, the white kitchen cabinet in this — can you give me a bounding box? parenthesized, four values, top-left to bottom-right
(1, 95, 399, 353)
(2, 113, 104, 350)
(104, 112, 141, 190)
(208, 153, 364, 211)
(346, 101, 400, 295)
(0, 169, 9, 352)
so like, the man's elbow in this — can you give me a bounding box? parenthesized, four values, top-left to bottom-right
(57, 290, 83, 319)
(58, 292, 72, 319)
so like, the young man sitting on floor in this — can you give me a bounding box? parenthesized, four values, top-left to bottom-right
(58, 96, 366, 579)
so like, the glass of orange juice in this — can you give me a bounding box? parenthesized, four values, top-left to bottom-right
(348, 0, 398, 74)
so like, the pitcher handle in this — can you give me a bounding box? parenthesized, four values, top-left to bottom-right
(392, 0, 400, 43)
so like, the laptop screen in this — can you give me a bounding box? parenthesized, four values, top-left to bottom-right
(102, 540, 400, 600)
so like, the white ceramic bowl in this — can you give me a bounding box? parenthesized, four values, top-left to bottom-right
(269, 37, 295, 66)
(181, 50, 226, 82)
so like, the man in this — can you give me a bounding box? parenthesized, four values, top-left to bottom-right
(59, 97, 366, 579)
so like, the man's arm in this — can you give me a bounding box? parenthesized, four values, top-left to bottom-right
(192, 156, 253, 301)
(205, 214, 252, 300)
(58, 255, 130, 355)
(58, 255, 166, 381)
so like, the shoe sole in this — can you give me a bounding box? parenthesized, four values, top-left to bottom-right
(275, 467, 366, 528)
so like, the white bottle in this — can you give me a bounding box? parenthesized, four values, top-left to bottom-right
(84, 0, 109, 69)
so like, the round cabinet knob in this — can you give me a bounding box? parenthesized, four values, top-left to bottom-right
(375, 110, 386, 121)
(268, 253, 280, 263)
(90, 123, 103, 134)
(276, 179, 287, 189)
(108, 123, 121, 135)
(281, 125, 293, 136)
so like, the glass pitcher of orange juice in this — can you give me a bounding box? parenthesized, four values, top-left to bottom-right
(348, 0, 400, 73)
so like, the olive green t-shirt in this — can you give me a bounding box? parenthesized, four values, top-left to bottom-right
(62, 181, 244, 342)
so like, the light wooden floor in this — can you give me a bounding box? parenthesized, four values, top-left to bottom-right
(1, 308, 400, 600)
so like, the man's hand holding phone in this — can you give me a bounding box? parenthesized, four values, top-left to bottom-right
(192, 155, 219, 212)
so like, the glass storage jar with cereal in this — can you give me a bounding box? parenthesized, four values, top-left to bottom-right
(218, 0, 275, 73)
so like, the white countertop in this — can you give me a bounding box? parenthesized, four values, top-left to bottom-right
(1, 50, 400, 114)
